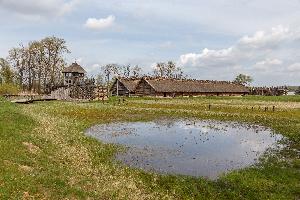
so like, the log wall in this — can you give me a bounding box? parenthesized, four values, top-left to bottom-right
(135, 79, 156, 96)
(111, 81, 130, 96)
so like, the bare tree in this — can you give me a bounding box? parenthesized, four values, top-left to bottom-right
(122, 64, 131, 78)
(165, 61, 176, 77)
(153, 62, 166, 77)
(118, 64, 143, 78)
(153, 61, 184, 78)
(132, 65, 142, 77)
(7, 36, 70, 93)
(102, 64, 119, 84)
(101, 63, 120, 95)
(8, 47, 26, 89)
(95, 72, 105, 86)
(29, 41, 45, 93)
(41, 36, 70, 89)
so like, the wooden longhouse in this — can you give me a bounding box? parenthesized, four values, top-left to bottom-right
(111, 77, 249, 97)
(110, 77, 141, 96)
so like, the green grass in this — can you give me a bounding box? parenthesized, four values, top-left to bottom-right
(233, 95, 300, 102)
(0, 96, 299, 199)
(128, 95, 300, 102)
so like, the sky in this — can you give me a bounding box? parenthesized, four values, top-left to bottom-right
(0, 0, 300, 86)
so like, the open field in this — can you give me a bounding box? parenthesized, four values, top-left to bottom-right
(0, 96, 300, 199)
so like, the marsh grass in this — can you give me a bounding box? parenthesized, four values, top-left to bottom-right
(1, 96, 300, 199)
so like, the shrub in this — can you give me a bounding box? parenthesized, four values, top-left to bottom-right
(0, 83, 20, 95)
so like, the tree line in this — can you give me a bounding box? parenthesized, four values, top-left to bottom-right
(4, 36, 69, 93)
(0, 36, 69, 94)
(98, 61, 184, 86)
(0, 36, 185, 95)
(0, 36, 256, 95)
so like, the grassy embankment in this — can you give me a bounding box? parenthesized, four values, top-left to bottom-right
(0, 96, 299, 199)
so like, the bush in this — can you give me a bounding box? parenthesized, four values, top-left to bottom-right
(0, 83, 20, 95)
(295, 87, 300, 95)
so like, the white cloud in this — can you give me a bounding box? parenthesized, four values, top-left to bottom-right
(255, 58, 283, 66)
(0, 0, 79, 18)
(179, 47, 236, 67)
(84, 15, 115, 30)
(287, 63, 300, 72)
(254, 58, 283, 71)
(238, 25, 297, 49)
(177, 25, 300, 85)
(179, 25, 300, 69)
(92, 0, 300, 36)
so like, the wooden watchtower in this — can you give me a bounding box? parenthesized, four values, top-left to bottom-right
(62, 62, 86, 86)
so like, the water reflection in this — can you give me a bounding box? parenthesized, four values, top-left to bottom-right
(86, 120, 283, 179)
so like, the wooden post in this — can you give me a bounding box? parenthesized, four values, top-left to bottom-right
(97, 86, 100, 101)
(208, 104, 211, 110)
(101, 86, 104, 104)
(116, 79, 119, 96)
(272, 106, 275, 112)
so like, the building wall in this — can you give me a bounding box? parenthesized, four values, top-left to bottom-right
(51, 85, 95, 100)
(135, 79, 156, 96)
(111, 80, 130, 96)
(64, 72, 85, 86)
(134, 79, 248, 97)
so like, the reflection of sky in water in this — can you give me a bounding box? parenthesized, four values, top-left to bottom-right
(86, 120, 283, 179)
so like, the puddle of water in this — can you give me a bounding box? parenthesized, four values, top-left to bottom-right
(86, 120, 283, 179)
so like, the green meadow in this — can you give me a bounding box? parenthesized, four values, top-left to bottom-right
(1, 96, 299, 199)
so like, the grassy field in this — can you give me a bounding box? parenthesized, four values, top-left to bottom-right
(0, 96, 299, 199)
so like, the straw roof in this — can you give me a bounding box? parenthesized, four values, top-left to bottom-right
(62, 63, 86, 74)
(143, 77, 249, 93)
(116, 77, 141, 92)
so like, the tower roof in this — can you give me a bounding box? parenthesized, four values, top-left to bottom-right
(62, 63, 86, 74)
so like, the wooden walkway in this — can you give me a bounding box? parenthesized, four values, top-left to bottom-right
(11, 98, 57, 104)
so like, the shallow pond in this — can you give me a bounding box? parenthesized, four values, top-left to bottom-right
(86, 120, 283, 179)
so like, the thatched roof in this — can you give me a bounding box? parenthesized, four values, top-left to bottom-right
(62, 63, 86, 74)
(143, 77, 249, 93)
(116, 77, 141, 92)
